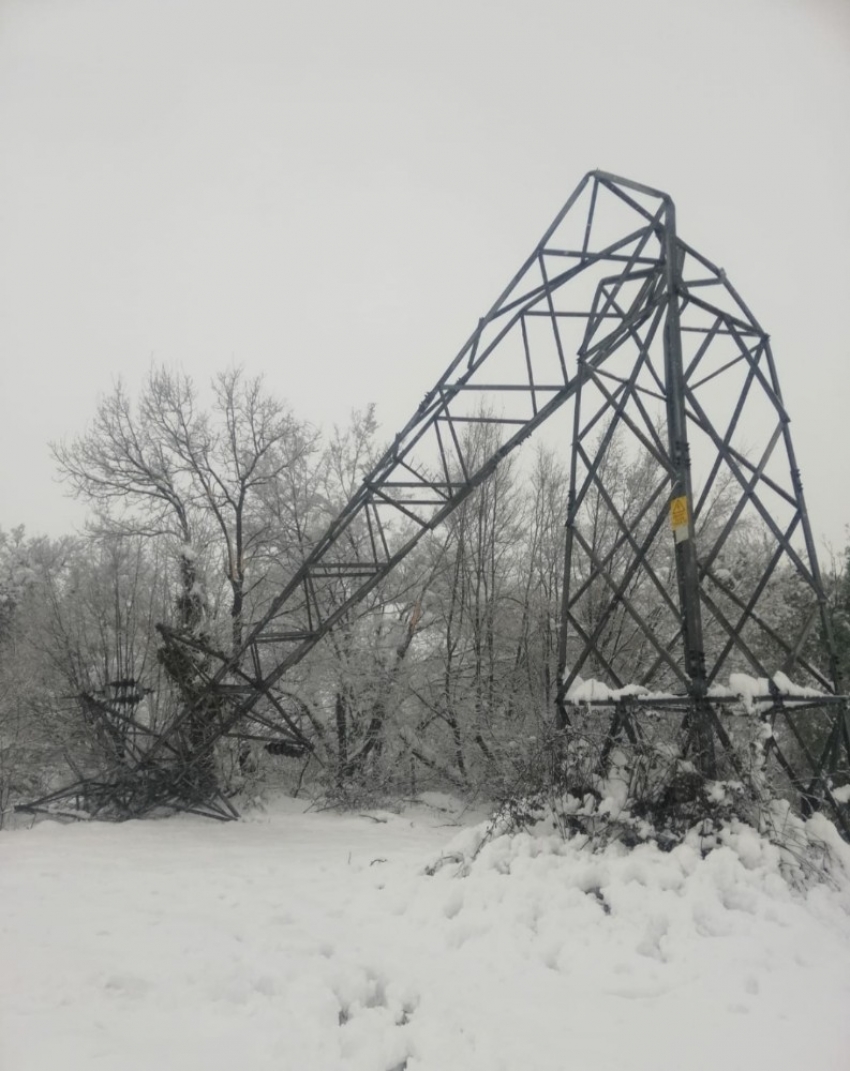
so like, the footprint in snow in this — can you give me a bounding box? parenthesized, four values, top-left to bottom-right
(103, 973, 152, 998)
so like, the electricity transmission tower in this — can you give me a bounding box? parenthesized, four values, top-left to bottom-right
(21, 172, 850, 829)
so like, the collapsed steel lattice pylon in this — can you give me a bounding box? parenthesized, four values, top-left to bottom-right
(20, 171, 850, 828)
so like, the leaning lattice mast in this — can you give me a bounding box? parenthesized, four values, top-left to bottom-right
(19, 172, 850, 826)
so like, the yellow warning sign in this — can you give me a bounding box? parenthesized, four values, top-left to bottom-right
(670, 495, 689, 530)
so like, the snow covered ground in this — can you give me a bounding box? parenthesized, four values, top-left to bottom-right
(2, 794, 850, 1071)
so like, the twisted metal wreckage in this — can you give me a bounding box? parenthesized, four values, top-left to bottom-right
(20, 172, 850, 831)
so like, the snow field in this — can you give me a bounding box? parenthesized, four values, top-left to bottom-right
(2, 795, 850, 1071)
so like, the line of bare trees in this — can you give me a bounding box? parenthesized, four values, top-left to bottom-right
(1, 366, 847, 819)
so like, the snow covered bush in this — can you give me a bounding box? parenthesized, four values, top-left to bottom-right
(438, 777, 850, 898)
(483, 697, 850, 878)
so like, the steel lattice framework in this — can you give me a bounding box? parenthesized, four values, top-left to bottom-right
(20, 172, 850, 828)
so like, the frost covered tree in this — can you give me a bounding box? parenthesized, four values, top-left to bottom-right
(391, 421, 531, 791)
(818, 544, 850, 690)
(0, 531, 92, 819)
(51, 367, 317, 794)
(53, 366, 316, 655)
(0, 528, 43, 821)
(31, 533, 173, 771)
(285, 407, 431, 800)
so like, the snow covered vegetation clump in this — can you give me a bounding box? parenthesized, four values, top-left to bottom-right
(505, 680, 850, 865)
(431, 792, 850, 894)
(3, 794, 850, 1071)
(478, 753, 850, 885)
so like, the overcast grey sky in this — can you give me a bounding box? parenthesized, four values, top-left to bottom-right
(1, 0, 848, 547)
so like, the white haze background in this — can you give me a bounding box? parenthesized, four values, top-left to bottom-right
(0, 0, 848, 545)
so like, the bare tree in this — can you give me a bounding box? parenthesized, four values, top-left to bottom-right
(51, 366, 317, 795)
(53, 365, 317, 654)
(52, 374, 202, 632)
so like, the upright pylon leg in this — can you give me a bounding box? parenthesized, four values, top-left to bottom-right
(661, 197, 715, 778)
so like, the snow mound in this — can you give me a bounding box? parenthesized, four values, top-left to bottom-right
(431, 799, 850, 894)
